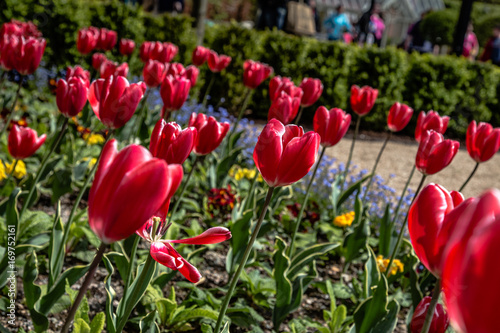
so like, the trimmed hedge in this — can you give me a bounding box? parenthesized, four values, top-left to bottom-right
(2, 0, 500, 138)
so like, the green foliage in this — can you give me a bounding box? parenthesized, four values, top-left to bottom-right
(421, 9, 458, 46)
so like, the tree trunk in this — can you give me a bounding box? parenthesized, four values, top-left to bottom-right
(192, 0, 208, 45)
(452, 0, 474, 56)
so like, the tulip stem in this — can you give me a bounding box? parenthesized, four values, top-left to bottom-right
(123, 234, 140, 295)
(0, 78, 23, 137)
(362, 132, 392, 203)
(294, 105, 305, 124)
(420, 279, 441, 333)
(341, 115, 361, 192)
(385, 174, 426, 278)
(288, 146, 327, 257)
(168, 155, 200, 225)
(392, 164, 416, 226)
(201, 72, 215, 108)
(459, 162, 480, 192)
(19, 117, 69, 221)
(4, 159, 19, 184)
(115, 255, 156, 333)
(132, 88, 151, 143)
(214, 186, 275, 332)
(61, 242, 107, 333)
(242, 169, 259, 212)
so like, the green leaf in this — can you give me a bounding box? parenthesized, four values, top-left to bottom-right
(73, 158, 91, 181)
(75, 295, 90, 324)
(221, 321, 230, 333)
(50, 169, 73, 203)
(216, 147, 243, 187)
(73, 318, 90, 333)
(155, 298, 177, 325)
(407, 241, 423, 309)
(140, 311, 160, 333)
(378, 204, 398, 257)
(343, 197, 369, 263)
(272, 237, 293, 328)
(102, 254, 117, 333)
(171, 308, 219, 329)
(288, 242, 339, 280)
(5, 187, 21, 242)
(353, 275, 390, 333)
(363, 246, 381, 299)
(226, 211, 253, 273)
(332, 282, 353, 300)
(336, 174, 372, 209)
(371, 300, 399, 333)
(331, 305, 347, 332)
(89, 313, 106, 333)
(23, 251, 49, 332)
(48, 201, 64, 289)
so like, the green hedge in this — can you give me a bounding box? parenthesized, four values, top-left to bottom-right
(2, 0, 500, 138)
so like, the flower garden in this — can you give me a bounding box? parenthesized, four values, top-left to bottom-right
(1, 9, 500, 333)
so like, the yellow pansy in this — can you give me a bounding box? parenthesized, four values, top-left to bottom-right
(83, 133, 105, 145)
(376, 255, 404, 276)
(5, 160, 27, 179)
(333, 211, 355, 227)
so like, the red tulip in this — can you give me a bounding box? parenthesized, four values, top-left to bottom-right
(269, 76, 303, 101)
(99, 60, 129, 79)
(466, 121, 500, 163)
(313, 106, 351, 147)
(267, 91, 301, 125)
(66, 65, 90, 88)
(150, 119, 197, 165)
(253, 119, 320, 187)
(192, 45, 210, 66)
(166, 62, 185, 77)
(441, 189, 500, 333)
(387, 102, 413, 132)
(1, 20, 41, 40)
(299, 78, 323, 107)
(142, 41, 178, 63)
(188, 113, 230, 155)
(0, 34, 19, 71)
(243, 60, 273, 89)
(415, 130, 459, 175)
(88, 139, 179, 244)
(137, 221, 231, 283)
(415, 110, 449, 143)
(119, 38, 135, 56)
(96, 28, 117, 51)
(8, 124, 46, 160)
(207, 51, 232, 73)
(88, 75, 144, 129)
(185, 65, 199, 87)
(160, 75, 191, 117)
(408, 184, 464, 276)
(143, 60, 166, 88)
(56, 77, 88, 118)
(13, 37, 46, 75)
(76, 27, 99, 54)
(410, 296, 449, 333)
(92, 53, 107, 71)
(350, 85, 378, 116)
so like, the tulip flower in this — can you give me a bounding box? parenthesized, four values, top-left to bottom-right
(416, 130, 459, 175)
(441, 189, 500, 333)
(269, 76, 303, 102)
(1, 20, 41, 40)
(408, 183, 464, 276)
(267, 91, 301, 125)
(160, 75, 191, 118)
(141, 41, 178, 63)
(313, 106, 351, 147)
(192, 45, 210, 66)
(387, 102, 413, 132)
(299, 78, 323, 107)
(410, 296, 449, 333)
(99, 60, 129, 79)
(188, 113, 230, 155)
(143, 60, 166, 88)
(136, 217, 231, 283)
(88, 75, 144, 129)
(56, 77, 88, 118)
(119, 38, 135, 56)
(466, 121, 500, 163)
(96, 28, 117, 51)
(76, 27, 99, 54)
(88, 139, 182, 244)
(13, 36, 46, 75)
(207, 51, 232, 73)
(166, 62, 185, 77)
(185, 65, 199, 87)
(66, 65, 91, 88)
(253, 118, 320, 187)
(243, 60, 273, 89)
(0, 34, 19, 71)
(92, 53, 107, 71)
(150, 119, 197, 165)
(350, 85, 378, 116)
(8, 124, 46, 160)
(415, 110, 449, 143)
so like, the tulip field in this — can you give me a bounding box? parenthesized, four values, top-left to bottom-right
(1, 18, 500, 333)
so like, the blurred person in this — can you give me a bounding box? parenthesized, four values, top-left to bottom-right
(158, 0, 184, 13)
(480, 25, 500, 63)
(405, 11, 432, 53)
(257, 0, 277, 30)
(370, 4, 385, 46)
(463, 22, 479, 60)
(324, 5, 353, 41)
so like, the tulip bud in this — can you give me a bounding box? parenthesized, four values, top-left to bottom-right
(149, 119, 197, 165)
(14, 36, 46, 75)
(466, 120, 500, 163)
(119, 38, 135, 56)
(8, 124, 46, 160)
(267, 91, 301, 125)
(387, 102, 413, 132)
(313, 106, 351, 147)
(207, 50, 232, 73)
(184, 65, 199, 87)
(88, 75, 144, 129)
(56, 77, 88, 118)
(188, 113, 230, 155)
(415, 130, 459, 175)
(410, 296, 449, 333)
(350, 85, 378, 116)
(92, 53, 107, 71)
(269, 76, 303, 101)
(143, 60, 166, 88)
(253, 119, 320, 187)
(96, 28, 117, 51)
(192, 45, 210, 66)
(415, 110, 449, 143)
(99, 60, 129, 79)
(66, 65, 90, 88)
(243, 60, 273, 89)
(160, 75, 191, 117)
(299, 78, 323, 107)
(0, 34, 20, 71)
(166, 62, 185, 77)
(76, 27, 99, 54)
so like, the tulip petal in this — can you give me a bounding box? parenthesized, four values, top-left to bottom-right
(167, 227, 231, 245)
